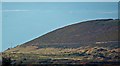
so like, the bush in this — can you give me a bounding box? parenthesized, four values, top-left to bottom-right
(2, 57, 12, 66)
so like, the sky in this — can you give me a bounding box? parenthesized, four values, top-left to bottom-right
(1, 0, 120, 2)
(1, 2, 118, 51)
(0, 2, 2, 52)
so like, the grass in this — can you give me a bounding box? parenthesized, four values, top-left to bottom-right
(2, 46, 120, 64)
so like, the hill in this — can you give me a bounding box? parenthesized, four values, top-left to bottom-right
(20, 19, 119, 48)
(3, 19, 120, 65)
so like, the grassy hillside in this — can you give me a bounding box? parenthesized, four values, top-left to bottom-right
(3, 46, 120, 65)
(21, 19, 119, 48)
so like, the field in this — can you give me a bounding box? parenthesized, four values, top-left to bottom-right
(2, 46, 120, 65)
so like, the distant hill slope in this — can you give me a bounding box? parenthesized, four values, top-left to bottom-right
(20, 19, 119, 48)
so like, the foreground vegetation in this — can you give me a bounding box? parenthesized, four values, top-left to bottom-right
(1, 46, 120, 66)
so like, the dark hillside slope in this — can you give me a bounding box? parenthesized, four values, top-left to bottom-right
(21, 19, 119, 48)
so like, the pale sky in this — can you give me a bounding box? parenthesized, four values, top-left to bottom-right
(0, 2, 2, 52)
(1, 0, 120, 2)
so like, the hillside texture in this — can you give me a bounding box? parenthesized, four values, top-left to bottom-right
(21, 19, 119, 48)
